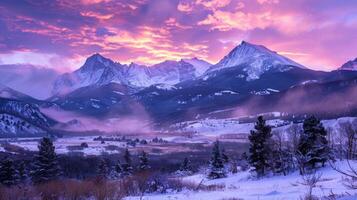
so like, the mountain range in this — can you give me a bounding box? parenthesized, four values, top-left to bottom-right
(1, 41, 357, 136)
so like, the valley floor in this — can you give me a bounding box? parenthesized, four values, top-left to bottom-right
(126, 161, 357, 200)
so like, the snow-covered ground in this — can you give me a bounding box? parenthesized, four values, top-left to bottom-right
(126, 160, 357, 200)
(172, 116, 357, 138)
(0, 136, 127, 155)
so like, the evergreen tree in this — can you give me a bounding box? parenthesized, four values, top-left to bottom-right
(221, 148, 229, 163)
(31, 137, 61, 184)
(298, 116, 330, 170)
(138, 151, 150, 170)
(180, 157, 191, 171)
(176, 157, 193, 176)
(122, 148, 133, 175)
(0, 157, 17, 186)
(17, 160, 27, 182)
(115, 161, 123, 175)
(248, 116, 272, 177)
(208, 140, 226, 179)
(97, 159, 109, 178)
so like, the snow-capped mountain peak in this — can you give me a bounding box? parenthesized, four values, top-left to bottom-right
(79, 53, 118, 73)
(206, 41, 306, 80)
(181, 57, 212, 76)
(339, 57, 357, 71)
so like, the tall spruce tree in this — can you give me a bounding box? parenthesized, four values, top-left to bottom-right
(138, 151, 150, 170)
(298, 116, 330, 170)
(17, 160, 27, 182)
(31, 137, 61, 184)
(208, 140, 226, 179)
(221, 148, 229, 164)
(122, 148, 133, 175)
(0, 157, 17, 186)
(248, 116, 272, 177)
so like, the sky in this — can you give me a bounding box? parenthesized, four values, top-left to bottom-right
(0, 0, 356, 72)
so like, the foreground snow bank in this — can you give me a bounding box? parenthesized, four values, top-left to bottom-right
(126, 160, 357, 200)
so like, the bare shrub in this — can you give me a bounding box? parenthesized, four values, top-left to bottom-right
(0, 185, 36, 200)
(339, 121, 357, 160)
(199, 183, 225, 191)
(62, 179, 94, 200)
(92, 179, 124, 200)
(35, 180, 66, 200)
(330, 160, 357, 190)
(298, 172, 322, 200)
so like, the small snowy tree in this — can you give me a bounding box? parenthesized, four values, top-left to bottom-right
(109, 160, 123, 179)
(31, 137, 61, 184)
(298, 116, 330, 171)
(122, 148, 133, 176)
(208, 140, 226, 179)
(138, 151, 150, 170)
(176, 157, 193, 176)
(248, 116, 272, 177)
(0, 157, 17, 186)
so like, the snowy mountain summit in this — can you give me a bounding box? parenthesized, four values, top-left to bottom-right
(52, 53, 127, 95)
(339, 57, 357, 71)
(206, 41, 306, 80)
(52, 54, 212, 95)
(53, 41, 309, 95)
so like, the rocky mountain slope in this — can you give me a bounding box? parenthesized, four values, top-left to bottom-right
(52, 54, 212, 95)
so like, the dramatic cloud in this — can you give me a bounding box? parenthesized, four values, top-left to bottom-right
(0, 0, 356, 71)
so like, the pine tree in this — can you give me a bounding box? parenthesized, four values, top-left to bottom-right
(122, 148, 133, 176)
(208, 140, 226, 179)
(115, 161, 123, 175)
(298, 116, 330, 170)
(180, 157, 191, 171)
(31, 137, 61, 184)
(138, 151, 150, 170)
(248, 116, 272, 177)
(97, 159, 109, 178)
(221, 148, 229, 163)
(0, 157, 17, 186)
(17, 160, 27, 182)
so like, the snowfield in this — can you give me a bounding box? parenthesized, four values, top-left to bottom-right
(172, 116, 357, 138)
(0, 136, 128, 155)
(126, 161, 357, 200)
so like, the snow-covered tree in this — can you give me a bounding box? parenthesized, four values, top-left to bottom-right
(122, 148, 133, 176)
(31, 137, 61, 184)
(180, 157, 191, 172)
(208, 140, 226, 179)
(0, 157, 17, 186)
(248, 116, 272, 177)
(298, 116, 331, 170)
(138, 151, 150, 170)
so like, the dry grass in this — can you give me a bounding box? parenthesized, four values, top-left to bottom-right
(0, 172, 215, 200)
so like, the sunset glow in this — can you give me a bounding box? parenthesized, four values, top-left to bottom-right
(0, 0, 356, 71)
